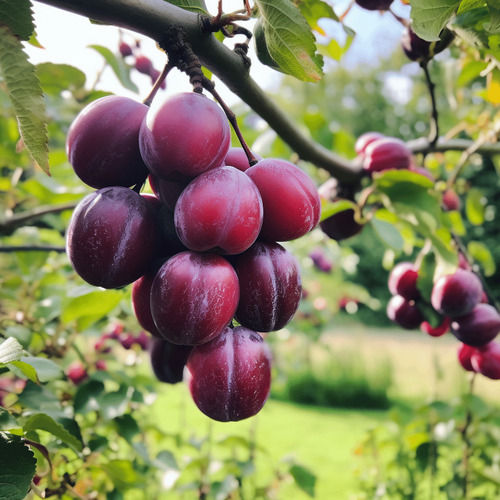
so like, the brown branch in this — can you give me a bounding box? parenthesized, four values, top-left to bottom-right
(1, 202, 77, 233)
(421, 61, 439, 148)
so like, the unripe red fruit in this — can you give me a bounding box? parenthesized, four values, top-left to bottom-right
(139, 92, 231, 180)
(134, 55, 153, 74)
(388, 262, 420, 300)
(119, 41, 133, 57)
(94, 337, 111, 353)
(387, 295, 423, 329)
(309, 248, 333, 273)
(66, 96, 149, 189)
(442, 189, 461, 211)
(457, 343, 477, 372)
(174, 166, 263, 255)
(186, 326, 272, 422)
(95, 360, 107, 371)
(135, 331, 150, 350)
(451, 304, 500, 346)
(401, 27, 431, 62)
(150, 251, 239, 345)
(320, 208, 363, 241)
(355, 0, 393, 11)
(67, 361, 88, 385)
(150, 338, 192, 384)
(471, 342, 500, 379)
(66, 187, 161, 288)
(363, 137, 412, 173)
(355, 131, 384, 155)
(233, 241, 302, 332)
(431, 269, 483, 318)
(246, 158, 320, 241)
(420, 317, 450, 337)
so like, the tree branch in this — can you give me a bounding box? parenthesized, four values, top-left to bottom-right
(0, 202, 77, 233)
(33, 0, 500, 183)
(34, 0, 360, 182)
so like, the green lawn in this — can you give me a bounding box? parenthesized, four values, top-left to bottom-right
(149, 383, 386, 499)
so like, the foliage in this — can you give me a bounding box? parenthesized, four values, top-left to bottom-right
(353, 388, 500, 499)
(0, 0, 500, 498)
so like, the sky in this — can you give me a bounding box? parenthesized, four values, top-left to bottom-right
(26, 0, 412, 104)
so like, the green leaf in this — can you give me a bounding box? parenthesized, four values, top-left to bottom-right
(23, 413, 83, 452)
(101, 460, 145, 490)
(289, 463, 316, 497)
(17, 381, 64, 418)
(458, 0, 487, 15)
(88, 44, 139, 93)
(74, 379, 105, 414)
(0, 338, 23, 364)
(0, 0, 35, 40)
(410, 0, 461, 41)
(8, 361, 38, 383)
(0, 26, 49, 174)
(255, 0, 323, 82)
(298, 0, 339, 27)
(99, 385, 134, 420)
(465, 187, 485, 225)
(468, 241, 496, 276)
(416, 251, 437, 301)
(0, 408, 18, 431)
(165, 0, 207, 13)
(320, 198, 357, 222)
(61, 289, 123, 330)
(113, 414, 140, 442)
(485, 2, 500, 34)
(18, 356, 62, 382)
(370, 215, 404, 252)
(0, 432, 36, 500)
(36, 63, 86, 96)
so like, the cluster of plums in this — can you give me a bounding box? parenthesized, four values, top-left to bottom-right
(386, 257, 500, 380)
(65, 90, 321, 421)
(119, 39, 166, 89)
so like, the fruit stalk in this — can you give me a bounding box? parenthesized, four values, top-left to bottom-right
(420, 61, 439, 148)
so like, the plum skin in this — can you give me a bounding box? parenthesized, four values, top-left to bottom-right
(363, 137, 411, 173)
(66, 96, 149, 189)
(186, 326, 272, 422)
(149, 337, 193, 384)
(66, 186, 160, 289)
(431, 269, 483, 318)
(139, 92, 231, 180)
(174, 166, 263, 255)
(450, 304, 500, 347)
(471, 342, 500, 379)
(388, 262, 420, 300)
(233, 241, 302, 332)
(150, 251, 239, 345)
(246, 158, 320, 242)
(355, 0, 393, 10)
(387, 295, 423, 329)
(132, 271, 162, 337)
(355, 132, 384, 155)
(320, 209, 363, 241)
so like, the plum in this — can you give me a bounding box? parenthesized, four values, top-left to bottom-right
(139, 92, 230, 180)
(150, 251, 239, 345)
(224, 147, 261, 171)
(388, 261, 420, 300)
(401, 27, 431, 62)
(355, 0, 393, 10)
(431, 269, 483, 318)
(132, 271, 162, 337)
(420, 317, 450, 337)
(355, 131, 384, 155)
(246, 158, 320, 241)
(457, 343, 477, 372)
(174, 166, 263, 255)
(450, 304, 500, 346)
(66, 96, 149, 188)
(186, 326, 272, 421)
(387, 295, 423, 329)
(150, 337, 193, 384)
(233, 242, 302, 332)
(471, 342, 500, 380)
(66, 187, 160, 288)
(363, 137, 412, 173)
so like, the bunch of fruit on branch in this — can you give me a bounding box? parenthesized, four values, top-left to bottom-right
(65, 81, 320, 421)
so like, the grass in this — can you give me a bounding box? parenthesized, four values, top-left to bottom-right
(149, 383, 386, 499)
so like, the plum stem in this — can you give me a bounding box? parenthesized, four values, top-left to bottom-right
(143, 61, 174, 107)
(202, 75, 258, 166)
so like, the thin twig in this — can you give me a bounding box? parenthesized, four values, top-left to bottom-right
(1, 202, 77, 233)
(447, 120, 500, 189)
(421, 61, 439, 148)
(202, 76, 258, 166)
(143, 61, 174, 106)
(0, 246, 66, 253)
(461, 373, 476, 500)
